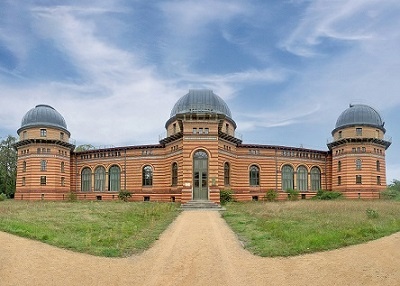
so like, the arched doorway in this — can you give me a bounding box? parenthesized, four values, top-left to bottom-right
(193, 150, 208, 200)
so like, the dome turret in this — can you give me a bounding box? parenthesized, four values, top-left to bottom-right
(332, 104, 385, 135)
(170, 89, 233, 118)
(17, 104, 70, 135)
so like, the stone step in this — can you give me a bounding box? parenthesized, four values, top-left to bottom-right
(180, 200, 225, 211)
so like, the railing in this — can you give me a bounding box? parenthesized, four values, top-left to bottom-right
(327, 135, 392, 144)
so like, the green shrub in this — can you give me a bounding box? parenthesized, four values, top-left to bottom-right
(313, 190, 342, 200)
(220, 189, 233, 205)
(66, 192, 77, 202)
(0, 193, 6, 201)
(286, 189, 299, 201)
(380, 189, 400, 200)
(366, 208, 379, 219)
(118, 190, 132, 202)
(264, 189, 278, 202)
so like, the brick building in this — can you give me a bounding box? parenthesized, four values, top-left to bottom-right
(14, 90, 391, 202)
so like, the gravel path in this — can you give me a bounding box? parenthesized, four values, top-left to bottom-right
(1, 211, 399, 286)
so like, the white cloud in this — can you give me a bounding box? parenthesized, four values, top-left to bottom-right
(282, 0, 400, 57)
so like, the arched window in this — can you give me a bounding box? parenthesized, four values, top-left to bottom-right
(224, 162, 230, 186)
(297, 166, 308, 191)
(282, 165, 294, 190)
(376, 160, 380, 171)
(143, 165, 153, 186)
(109, 165, 121, 192)
(356, 159, 362, 170)
(311, 167, 321, 191)
(94, 166, 106, 192)
(249, 165, 259, 186)
(171, 162, 178, 186)
(81, 167, 91, 192)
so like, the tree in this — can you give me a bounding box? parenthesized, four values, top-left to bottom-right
(75, 144, 95, 152)
(0, 135, 17, 198)
(387, 179, 400, 191)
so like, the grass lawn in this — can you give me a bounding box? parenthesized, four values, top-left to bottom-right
(0, 200, 180, 257)
(222, 200, 400, 257)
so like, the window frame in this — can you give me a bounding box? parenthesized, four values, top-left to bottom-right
(171, 162, 178, 186)
(297, 165, 308, 191)
(109, 165, 121, 192)
(224, 162, 230, 186)
(249, 165, 260, 186)
(40, 129, 47, 137)
(282, 165, 294, 190)
(94, 166, 106, 192)
(81, 167, 92, 192)
(310, 167, 321, 191)
(40, 160, 47, 171)
(356, 158, 362, 170)
(142, 165, 153, 186)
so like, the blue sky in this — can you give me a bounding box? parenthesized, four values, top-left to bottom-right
(1, 0, 399, 182)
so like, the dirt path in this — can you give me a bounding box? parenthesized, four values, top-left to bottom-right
(1, 210, 399, 286)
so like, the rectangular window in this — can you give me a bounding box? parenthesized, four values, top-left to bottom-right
(198, 128, 203, 134)
(40, 129, 47, 137)
(41, 160, 47, 171)
(338, 176, 341, 185)
(356, 159, 362, 170)
(338, 131, 342, 139)
(40, 176, 47, 185)
(61, 177, 65, 186)
(204, 128, 209, 134)
(356, 128, 362, 136)
(356, 175, 362, 184)
(22, 177, 26, 186)
(377, 176, 381, 185)
(192, 128, 197, 134)
(60, 132, 64, 140)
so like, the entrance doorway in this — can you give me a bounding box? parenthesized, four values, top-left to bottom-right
(193, 150, 208, 200)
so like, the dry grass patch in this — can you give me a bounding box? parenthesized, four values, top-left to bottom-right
(222, 200, 400, 257)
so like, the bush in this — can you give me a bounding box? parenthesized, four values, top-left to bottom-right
(313, 190, 342, 200)
(366, 208, 379, 219)
(118, 190, 132, 202)
(0, 193, 6, 201)
(264, 189, 278, 202)
(220, 189, 233, 205)
(380, 189, 400, 200)
(286, 189, 299, 201)
(66, 192, 77, 202)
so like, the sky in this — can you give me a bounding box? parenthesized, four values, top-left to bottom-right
(0, 0, 399, 183)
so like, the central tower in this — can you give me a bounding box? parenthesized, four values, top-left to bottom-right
(164, 89, 239, 202)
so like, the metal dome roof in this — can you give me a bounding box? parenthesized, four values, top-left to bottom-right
(18, 104, 70, 135)
(333, 104, 385, 133)
(170, 89, 233, 118)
